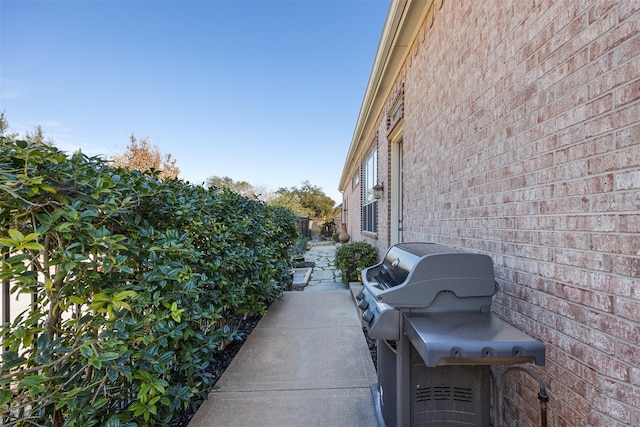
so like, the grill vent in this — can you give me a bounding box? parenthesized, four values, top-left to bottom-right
(415, 386, 474, 403)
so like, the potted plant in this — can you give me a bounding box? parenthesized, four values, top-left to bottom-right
(291, 235, 309, 267)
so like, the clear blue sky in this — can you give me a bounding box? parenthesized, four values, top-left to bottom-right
(1, 0, 390, 204)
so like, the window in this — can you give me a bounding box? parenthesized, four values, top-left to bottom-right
(362, 146, 378, 233)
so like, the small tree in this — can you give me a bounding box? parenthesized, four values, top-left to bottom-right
(0, 113, 51, 145)
(206, 176, 255, 197)
(268, 181, 335, 218)
(0, 111, 19, 140)
(268, 189, 312, 217)
(111, 134, 179, 179)
(24, 125, 52, 145)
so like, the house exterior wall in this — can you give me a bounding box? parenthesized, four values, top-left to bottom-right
(341, 0, 639, 425)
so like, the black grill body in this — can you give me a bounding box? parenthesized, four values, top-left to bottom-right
(356, 242, 545, 427)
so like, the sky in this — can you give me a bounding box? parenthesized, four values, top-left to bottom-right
(0, 0, 390, 204)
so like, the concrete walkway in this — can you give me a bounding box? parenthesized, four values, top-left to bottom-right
(188, 244, 379, 427)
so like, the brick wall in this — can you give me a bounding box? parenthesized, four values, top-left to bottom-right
(343, 0, 639, 425)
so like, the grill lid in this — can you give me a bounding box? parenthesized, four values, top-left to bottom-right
(369, 243, 496, 308)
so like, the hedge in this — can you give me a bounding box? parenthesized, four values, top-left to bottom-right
(0, 140, 299, 426)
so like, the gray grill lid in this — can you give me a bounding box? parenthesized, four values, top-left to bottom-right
(374, 243, 496, 308)
(378, 242, 468, 286)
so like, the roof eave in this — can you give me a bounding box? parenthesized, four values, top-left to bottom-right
(339, 0, 433, 192)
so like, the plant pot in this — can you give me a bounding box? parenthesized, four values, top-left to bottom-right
(338, 223, 350, 243)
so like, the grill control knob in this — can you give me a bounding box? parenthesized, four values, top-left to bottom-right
(356, 291, 365, 301)
(362, 310, 374, 323)
(358, 299, 369, 310)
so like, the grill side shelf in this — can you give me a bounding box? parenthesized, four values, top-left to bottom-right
(403, 312, 546, 367)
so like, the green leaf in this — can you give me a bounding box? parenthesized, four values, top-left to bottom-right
(114, 290, 136, 301)
(0, 237, 15, 247)
(69, 295, 86, 305)
(1, 353, 27, 371)
(104, 416, 121, 427)
(108, 369, 119, 381)
(18, 374, 47, 388)
(118, 265, 134, 274)
(22, 242, 45, 250)
(39, 184, 57, 194)
(98, 352, 120, 362)
(65, 387, 84, 399)
(0, 389, 13, 406)
(80, 345, 93, 358)
(7, 229, 23, 241)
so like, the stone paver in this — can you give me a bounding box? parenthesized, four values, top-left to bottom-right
(303, 244, 345, 291)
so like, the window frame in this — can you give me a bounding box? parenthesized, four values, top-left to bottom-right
(361, 146, 378, 233)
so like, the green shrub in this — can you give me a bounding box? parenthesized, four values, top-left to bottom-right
(0, 140, 298, 426)
(335, 241, 378, 283)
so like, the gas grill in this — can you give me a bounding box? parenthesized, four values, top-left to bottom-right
(355, 242, 545, 427)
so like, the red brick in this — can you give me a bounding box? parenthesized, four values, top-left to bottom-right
(588, 0, 617, 24)
(618, 34, 640, 66)
(591, 233, 640, 255)
(555, 247, 613, 271)
(619, 1, 640, 22)
(592, 392, 632, 424)
(539, 229, 590, 251)
(554, 214, 616, 232)
(591, 191, 640, 213)
(587, 411, 629, 427)
(590, 10, 640, 60)
(586, 347, 630, 381)
(586, 310, 640, 345)
(615, 296, 640, 322)
(588, 140, 640, 174)
(599, 377, 640, 408)
(616, 78, 640, 108)
(613, 255, 640, 277)
(592, 292, 615, 312)
(619, 214, 640, 232)
(553, 174, 615, 197)
(587, 92, 614, 117)
(588, 55, 640, 98)
(615, 340, 640, 366)
(585, 103, 640, 139)
(615, 170, 640, 190)
(557, 316, 616, 353)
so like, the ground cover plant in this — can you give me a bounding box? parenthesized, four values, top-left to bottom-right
(0, 140, 299, 426)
